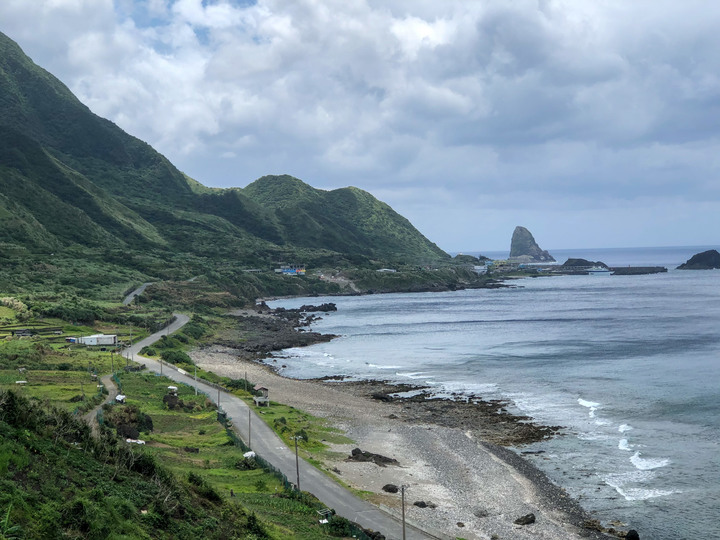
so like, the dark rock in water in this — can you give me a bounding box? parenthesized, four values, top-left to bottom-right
(625, 530, 640, 540)
(610, 266, 666, 275)
(509, 226, 555, 262)
(382, 484, 399, 493)
(563, 258, 608, 268)
(677, 249, 720, 270)
(348, 448, 400, 467)
(514, 513, 536, 525)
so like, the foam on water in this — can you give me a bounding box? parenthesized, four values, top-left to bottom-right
(631, 451, 671, 470)
(365, 363, 403, 370)
(619, 439, 632, 451)
(578, 398, 600, 418)
(604, 470, 677, 501)
(619, 424, 633, 433)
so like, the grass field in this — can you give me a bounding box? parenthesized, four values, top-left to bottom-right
(113, 372, 359, 539)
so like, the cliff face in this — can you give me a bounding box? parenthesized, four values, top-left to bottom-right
(677, 250, 720, 270)
(509, 226, 555, 262)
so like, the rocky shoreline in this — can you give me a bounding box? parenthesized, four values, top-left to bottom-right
(330, 380, 563, 447)
(195, 306, 632, 539)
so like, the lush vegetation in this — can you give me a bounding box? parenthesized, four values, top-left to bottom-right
(0, 30, 456, 308)
(0, 314, 373, 540)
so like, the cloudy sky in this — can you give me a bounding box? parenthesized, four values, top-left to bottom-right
(2, 0, 720, 252)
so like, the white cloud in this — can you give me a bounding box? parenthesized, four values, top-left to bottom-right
(1, 0, 720, 250)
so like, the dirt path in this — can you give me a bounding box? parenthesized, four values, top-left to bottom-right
(81, 374, 118, 437)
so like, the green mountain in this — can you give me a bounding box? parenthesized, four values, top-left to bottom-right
(0, 31, 447, 290)
(242, 176, 447, 260)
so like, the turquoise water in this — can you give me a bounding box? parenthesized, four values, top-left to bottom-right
(269, 246, 720, 539)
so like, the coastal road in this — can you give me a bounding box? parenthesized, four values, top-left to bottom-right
(122, 314, 442, 540)
(122, 282, 153, 305)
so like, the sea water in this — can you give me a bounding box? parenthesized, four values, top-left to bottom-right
(268, 246, 720, 539)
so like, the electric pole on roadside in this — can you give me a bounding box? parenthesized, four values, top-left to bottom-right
(292, 436, 303, 491)
(194, 365, 197, 395)
(248, 409, 252, 447)
(401, 484, 408, 540)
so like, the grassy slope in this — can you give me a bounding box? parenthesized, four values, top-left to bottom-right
(0, 312, 367, 540)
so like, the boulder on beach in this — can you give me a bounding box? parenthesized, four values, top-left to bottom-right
(509, 226, 555, 262)
(514, 513, 536, 525)
(677, 249, 720, 269)
(348, 448, 400, 467)
(382, 484, 399, 493)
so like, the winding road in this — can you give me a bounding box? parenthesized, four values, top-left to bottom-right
(121, 314, 442, 540)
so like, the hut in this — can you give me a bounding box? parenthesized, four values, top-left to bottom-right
(253, 385, 270, 407)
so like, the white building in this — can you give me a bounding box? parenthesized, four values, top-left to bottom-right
(77, 334, 117, 346)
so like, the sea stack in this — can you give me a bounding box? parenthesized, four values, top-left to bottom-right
(677, 249, 720, 270)
(509, 226, 555, 262)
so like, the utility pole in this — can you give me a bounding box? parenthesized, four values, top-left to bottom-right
(194, 365, 197, 395)
(248, 409, 252, 447)
(401, 484, 408, 540)
(293, 436, 303, 491)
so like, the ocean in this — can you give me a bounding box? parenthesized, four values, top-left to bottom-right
(268, 246, 720, 539)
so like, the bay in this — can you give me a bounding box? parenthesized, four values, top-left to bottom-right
(268, 246, 720, 539)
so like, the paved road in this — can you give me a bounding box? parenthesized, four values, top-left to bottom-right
(121, 314, 442, 540)
(122, 282, 153, 305)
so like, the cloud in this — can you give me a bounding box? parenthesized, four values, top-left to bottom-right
(1, 0, 720, 250)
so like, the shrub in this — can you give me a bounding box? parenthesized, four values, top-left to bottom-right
(160, 350, 191, 365)
(246, 513, 268, 539)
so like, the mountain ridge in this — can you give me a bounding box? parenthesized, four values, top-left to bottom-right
(0, 31, 447, 288)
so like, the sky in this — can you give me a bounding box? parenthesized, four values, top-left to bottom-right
(1, 0, 720, 252)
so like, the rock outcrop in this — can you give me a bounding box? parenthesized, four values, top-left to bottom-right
(562, 258, 608, 268)
(677, 249, 720, 270)
(509, 226, 555, 262)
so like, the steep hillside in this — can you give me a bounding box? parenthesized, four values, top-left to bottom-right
(243, 176, 448, 261)
(0, 31, 446, 276)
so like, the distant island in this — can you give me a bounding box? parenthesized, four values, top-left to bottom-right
(509, 226, 556, 262)
(677, 249, 720, 270)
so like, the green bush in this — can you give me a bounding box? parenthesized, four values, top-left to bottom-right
(160, 350, 192, 365)
(181, 323, 206, 340)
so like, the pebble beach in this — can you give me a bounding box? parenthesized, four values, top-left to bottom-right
(192, 344, 616, 540)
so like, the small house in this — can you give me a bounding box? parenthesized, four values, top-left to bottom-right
(167, 386, 178, 396)
(78, 334, 118, 346)
(253, 385, 270, 407)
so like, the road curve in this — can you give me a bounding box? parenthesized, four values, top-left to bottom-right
(122, 282, 154, 305)
(121, 314, 442, 540)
